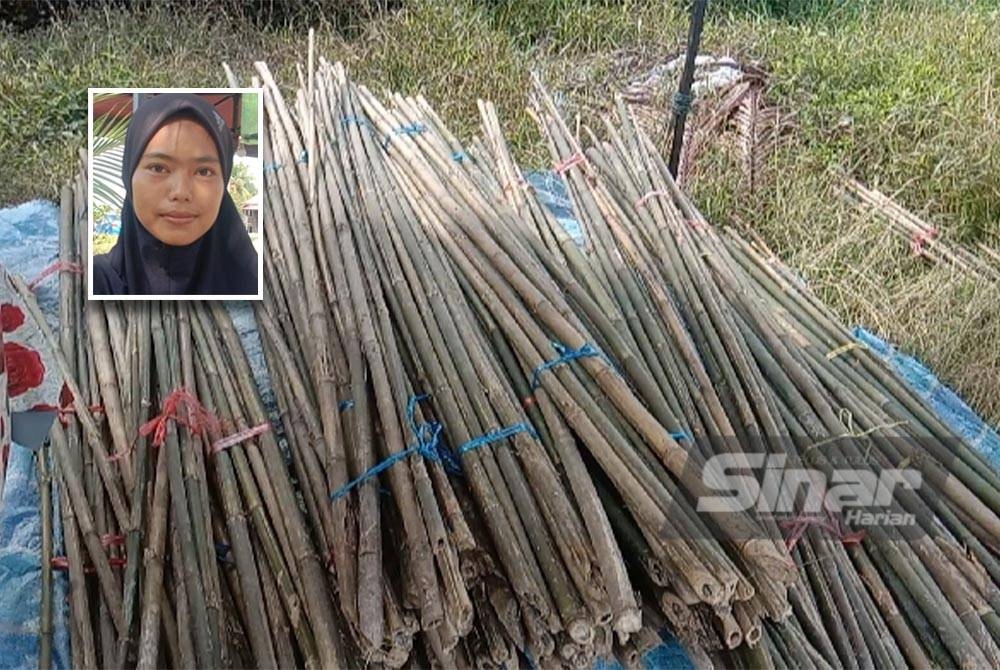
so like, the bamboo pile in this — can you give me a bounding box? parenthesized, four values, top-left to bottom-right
(249, 56, 1000, 668)
(22, 56, 1000, 670)
(530, 92, 1000, 668)
(20, 156, 349, 669)
(843, 176, 1000, 282)
(534, 92, 1000, 669)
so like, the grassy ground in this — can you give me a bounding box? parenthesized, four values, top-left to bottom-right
(2, 0, 998, 422)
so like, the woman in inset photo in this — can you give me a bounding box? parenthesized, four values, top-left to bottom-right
(92, 93, 259, 296)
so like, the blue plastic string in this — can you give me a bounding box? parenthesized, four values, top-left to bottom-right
(670, 430, 690, 442)
(418, 421, 463, 474)
(339, 399, 355, 412)
(382, 122, 427, 150)
(458, 422, 538, 457)
(407, 394, 462, 475)
(329, 395, 463, 500)
(297, 149, 309, 164)
(405, 393, 430, 435)
(452, 151, 468, 162)
(530, 341, 616, 390)
(329, 421, 452, 500)
(330, 442, 422, 501)
(214, 542, 234, 565)
(328, 399, 546, 500)
(672, 91, 694, 116)
(341, 115, 372, 131)
(263, 162, 283, 174)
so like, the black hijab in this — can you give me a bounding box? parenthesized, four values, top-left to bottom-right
(92, 93, 258, 296)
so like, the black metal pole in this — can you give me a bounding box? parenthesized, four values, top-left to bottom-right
(668, 0, 709, 177)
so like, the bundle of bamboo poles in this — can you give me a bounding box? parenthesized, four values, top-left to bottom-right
(21, 156, 349, 669)
(843, 176, 1000, 282)
(526, 90, 1000, 668)
(543, 92, 1000, 668)
(22, 54, 1000, 670)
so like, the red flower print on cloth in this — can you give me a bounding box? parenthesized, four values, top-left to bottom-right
(3, 341, 45, 398)
(59, 382, 73, 408)
(1, 303, 25, 333)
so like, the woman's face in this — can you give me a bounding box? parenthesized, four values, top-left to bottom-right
(131, 118, 225, 247)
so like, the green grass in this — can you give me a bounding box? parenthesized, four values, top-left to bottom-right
(3, 0, 999, 422)
(92, 233, 117, 255)
(0, 4, 264, 205)
(687, 0, 1000, 421)
(713, 0, 1000, 241)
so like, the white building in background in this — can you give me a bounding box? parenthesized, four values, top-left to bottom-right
(242, 192, 260, 234)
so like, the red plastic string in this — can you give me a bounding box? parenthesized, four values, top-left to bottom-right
(138, 387, 220, 448)
(911, 227, 939, 256)
(28, 260, 83, 291)
(780, 507, 865, 551)
(107, 447, 131, 463)
(779, 513, 832, 551)
(100, 533, 126, 547)
(553, 152, 586, 175)
(635, 189, 670, 209)
(32, 402, 105, 426)
(211, 422, 272, 454)
(51, 556, 127, 573)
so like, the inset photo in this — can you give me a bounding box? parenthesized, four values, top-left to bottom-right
(87, 88, 264, 300)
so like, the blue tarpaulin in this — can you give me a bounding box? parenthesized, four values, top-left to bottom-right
(0, 444, 70, 670)
(852, 327, 1000, 468)
(0, 200, 71, 670)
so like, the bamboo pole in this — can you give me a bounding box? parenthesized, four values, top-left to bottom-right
(37, 445, 54, 670)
